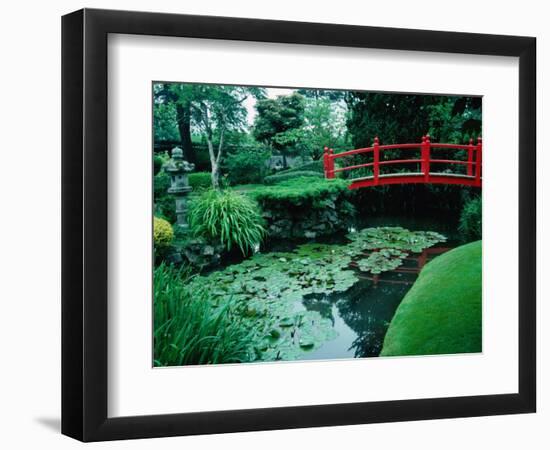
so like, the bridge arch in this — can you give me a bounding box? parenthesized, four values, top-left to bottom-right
(323, 136, 482, 190)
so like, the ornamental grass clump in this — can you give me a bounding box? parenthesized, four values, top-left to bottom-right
(154, 263, 253, 366)
(189, 189, 266, 255)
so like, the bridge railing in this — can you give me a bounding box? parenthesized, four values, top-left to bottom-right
(323, 135, 482, 187)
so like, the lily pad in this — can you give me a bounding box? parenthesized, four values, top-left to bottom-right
(187, 226, 447, 363)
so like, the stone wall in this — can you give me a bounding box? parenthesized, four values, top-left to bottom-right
(260, 196, 355, 240)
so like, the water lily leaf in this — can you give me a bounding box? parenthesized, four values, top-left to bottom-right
(279, 317, 294, 327)
(186, 226, 446, 363)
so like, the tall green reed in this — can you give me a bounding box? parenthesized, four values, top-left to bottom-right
(154, 263, 253, 366)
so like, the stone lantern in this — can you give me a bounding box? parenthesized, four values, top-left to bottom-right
(164, 147, 195, 229)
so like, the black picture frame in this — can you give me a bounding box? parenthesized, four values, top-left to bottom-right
(62, 8, 536, 442)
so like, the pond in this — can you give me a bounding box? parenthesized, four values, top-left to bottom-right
(270, 215, 459, 360)
(191, 216, 460, 363)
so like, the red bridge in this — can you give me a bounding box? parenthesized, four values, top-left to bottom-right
(323, 136, 482, 190)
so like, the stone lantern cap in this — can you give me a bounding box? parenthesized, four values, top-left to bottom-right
(166, 147, 194, 195)
(165, 147, 195, 174)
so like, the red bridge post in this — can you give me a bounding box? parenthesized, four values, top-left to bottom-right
(373, 136, 380, 184)
(467, 138, 474, 176)
(329, 148, 335, 178)
(475, 137, 482, 186)
(323, 146, 332, 179)
(323, 146, 335, 179)
(421, 135, 431, 181)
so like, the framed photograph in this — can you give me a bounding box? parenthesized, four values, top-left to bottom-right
(62, 8, 536, 441)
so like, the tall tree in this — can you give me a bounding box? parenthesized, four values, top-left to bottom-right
(153, 83, 197, 164)
(301, 96, 350, 159)
(253, 93, 305, 168)
(190, 85, 264, 189)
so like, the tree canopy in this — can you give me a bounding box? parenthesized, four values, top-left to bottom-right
(253, 93, 305, 167)
(345, 92, 481, 147)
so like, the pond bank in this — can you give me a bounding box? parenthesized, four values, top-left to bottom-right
(381, 240, 482, 357)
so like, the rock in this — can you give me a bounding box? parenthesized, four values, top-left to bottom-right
(202, 245, 215, 256)
(259, 192, 356, 240)
(165, 251, 183, 265)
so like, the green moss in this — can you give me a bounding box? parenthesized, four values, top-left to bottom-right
(380, 240, 482, 357)
(246, 177, 350, 205)
(264, 170, 323, 185)
(274, 159, 324, 175)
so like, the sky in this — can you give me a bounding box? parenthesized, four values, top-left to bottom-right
(244, 87, 295, 126)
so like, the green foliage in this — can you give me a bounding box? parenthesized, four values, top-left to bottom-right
(275, 159, 325, 175)
(153, 216, 174, 249)
(264, 170, 323, 185)
(153, 100, 180, 142)
(188, 172, 212, 190)
(347, 226, 447, 254)
(253, 93, 306, 166)
(154, 171, 170, 197)
(155, 82, 267, 187)
(153, 172, 176, 223)
(381, 241, 482, 356)
(459, 196, 482, 241)
(189, 246, 350, 361)
(346, 93, 482, 148)
(248, 177, 349, 206)
(189, 189, 266, 255)
(154, 263, 254, 366)
(223, 147, 270, 185)
(153, 155, 164, 176)
(300, 96, 351, 159)
(356, 249, 408, 274)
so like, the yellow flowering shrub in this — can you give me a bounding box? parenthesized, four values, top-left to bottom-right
(154, 216, 174, 249)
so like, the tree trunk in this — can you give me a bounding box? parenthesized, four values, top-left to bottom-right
(206, 134, 220, 190)
(176, 102, 195, 164)
(282, 153, 288, 169)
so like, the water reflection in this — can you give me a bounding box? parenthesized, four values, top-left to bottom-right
(300, 246, 453, 360)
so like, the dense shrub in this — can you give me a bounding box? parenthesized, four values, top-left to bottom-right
(154, 172, 176, 223)
(154, 171, 171, 197)
(274, 159, 324, 175)
(189, 171, 212, 190)
(154, 216, 174, 250)
(153, 154, 164, 175)
(249, 177, 349, 206)
(154, 263, 253, 366)
(264, 170, 323, 185)
(224, 148, 270, 185)
(459, 196, 482, 241)
(189, 189, 266, 255)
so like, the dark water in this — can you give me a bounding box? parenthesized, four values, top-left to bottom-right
(291, 215, 459, 360)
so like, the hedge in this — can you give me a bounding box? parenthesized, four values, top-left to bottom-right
(264, 170, 323, 185)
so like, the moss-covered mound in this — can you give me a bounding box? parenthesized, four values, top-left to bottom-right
(239, 177, 355, 239)
(380, 240, 482, 357)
